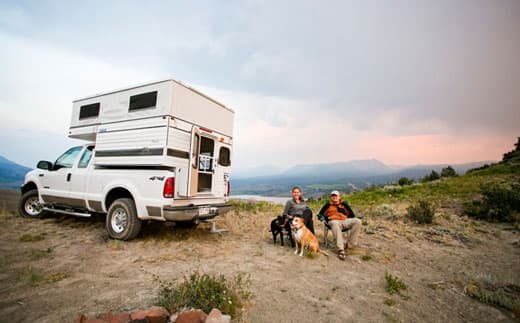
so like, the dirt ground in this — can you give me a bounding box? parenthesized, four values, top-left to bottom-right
(1, 191, 519, 323)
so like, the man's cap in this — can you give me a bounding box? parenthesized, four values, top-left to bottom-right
(331, 190, 340, 196)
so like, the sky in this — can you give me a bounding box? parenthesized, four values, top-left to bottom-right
(0, 0, 519, 173)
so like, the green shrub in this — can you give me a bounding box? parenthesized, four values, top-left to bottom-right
(466, 281, 520, 316)
(398, 177, 412, 186)
(464, 181, 520, 223)
(502, 137, 520, 163)
(21, 267, 45, 287)
(407, 200, 435, 224)
(441, 166, 457, 177)
(361, 254, 372, 261)
(374, 204, 396, 218)
(157, 272, 251, 318)
(385, 272, 407, 295)
(422, 170, 440, 182)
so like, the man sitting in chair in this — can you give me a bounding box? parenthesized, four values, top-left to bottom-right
(317, 190, 362, 260)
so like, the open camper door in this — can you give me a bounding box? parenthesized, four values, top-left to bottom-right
(188, 127, 201, 196)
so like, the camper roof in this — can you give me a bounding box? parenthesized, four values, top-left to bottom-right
(72, 78, 234, 113)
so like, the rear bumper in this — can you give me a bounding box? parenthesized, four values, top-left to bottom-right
(162, 203, 232, 222)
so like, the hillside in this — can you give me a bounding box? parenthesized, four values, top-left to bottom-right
(0, 155, 31, 189)
(306, 159, 519, 209)
(232, 159, 493, 197)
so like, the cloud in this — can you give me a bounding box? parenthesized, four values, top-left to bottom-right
(0, 31, 158, 135)
(0, 1, 518, 170)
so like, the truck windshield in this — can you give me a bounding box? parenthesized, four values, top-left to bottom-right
(54, 146, 82, 169)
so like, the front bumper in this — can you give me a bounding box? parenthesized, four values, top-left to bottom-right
(162, 203, 232, 222)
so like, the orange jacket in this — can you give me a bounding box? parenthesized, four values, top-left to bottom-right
(320, 200, 355, 221)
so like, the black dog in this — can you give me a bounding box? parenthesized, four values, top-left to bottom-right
(270, 215, 295, 247)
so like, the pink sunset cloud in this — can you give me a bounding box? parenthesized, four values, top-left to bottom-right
(353, 133, 516, 165)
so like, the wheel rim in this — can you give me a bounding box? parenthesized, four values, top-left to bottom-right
(111, 207, 128, 233)
(24, 197, 42, 217)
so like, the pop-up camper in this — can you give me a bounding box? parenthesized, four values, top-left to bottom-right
(68, 79, 234, 198)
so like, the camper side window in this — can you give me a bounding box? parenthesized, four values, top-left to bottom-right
(79, 103, 100, 119)
(219, 147, 231, 166)
(129, 91, 158, 111)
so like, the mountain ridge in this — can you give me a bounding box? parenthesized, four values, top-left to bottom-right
(231, 159, 494, 196)
(0, 155, 32, 189)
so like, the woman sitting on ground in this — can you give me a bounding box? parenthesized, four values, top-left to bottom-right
(283, 186, 315, 234)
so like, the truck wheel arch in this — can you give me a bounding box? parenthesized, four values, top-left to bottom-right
(21, 182, 38, 195)
(104, 187, 134, 211)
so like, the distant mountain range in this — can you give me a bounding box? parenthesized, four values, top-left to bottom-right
(231, 159, 493, 197)
(0, 155, 31, 189)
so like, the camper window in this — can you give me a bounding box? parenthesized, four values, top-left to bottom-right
(218, 147, 231, 166)
(79, 103, 100, 119)
(129, 91, 157, 111)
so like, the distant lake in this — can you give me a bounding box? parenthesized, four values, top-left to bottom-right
(230, 195, 289, 205)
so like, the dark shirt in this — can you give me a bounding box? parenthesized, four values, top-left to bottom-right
(283, 199, 307, 218)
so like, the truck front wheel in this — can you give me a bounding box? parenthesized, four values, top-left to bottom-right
(106, 198, 142, 240)
(18, 189, 43, 218)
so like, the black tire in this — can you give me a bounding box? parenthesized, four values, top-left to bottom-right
(106, 198, 142, 240)
(18, 189, 44, 218)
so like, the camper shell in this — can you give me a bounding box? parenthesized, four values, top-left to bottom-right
(20, 79, 234, 240)
(69, 79, 234, 199)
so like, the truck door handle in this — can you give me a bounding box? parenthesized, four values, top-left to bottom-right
(67, 173, 71, 182)
(38, 174, 44, 177)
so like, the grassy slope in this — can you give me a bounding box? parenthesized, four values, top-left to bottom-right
(231, 161, 520, 216)
(307, 161, 520, 212)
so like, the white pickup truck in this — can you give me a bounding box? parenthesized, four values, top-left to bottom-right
(19, 144, 232, 240)
(18, 79, 234, 240)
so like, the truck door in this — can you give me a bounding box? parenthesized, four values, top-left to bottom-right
(188, 128, 201, 196)
(40, 146, 82, 205)
(68, 146, 94, 209)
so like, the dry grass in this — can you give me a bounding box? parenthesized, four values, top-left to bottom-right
(19, 233, 46, 242)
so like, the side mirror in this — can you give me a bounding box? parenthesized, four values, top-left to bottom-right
(37, 160, 53, 170)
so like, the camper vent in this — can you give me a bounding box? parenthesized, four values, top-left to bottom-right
(79, 103, 100, 119)
(129, 91, 158, 111)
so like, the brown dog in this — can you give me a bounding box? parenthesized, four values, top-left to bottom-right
(292, 217, 328, 257)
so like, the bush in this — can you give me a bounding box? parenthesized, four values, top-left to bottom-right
(464, 181, 520, 223)
(466, 281, 520, 316)
(421, 170, 440, 183)
(441, 166, 457, 177)
(385, 272, 407, 295)
(157, 272, 251, 318)
(407, 200, 435, 224)
(398, 177, 412, 186)
(502, 137, 520, 163)
(374, 204, 396, 218)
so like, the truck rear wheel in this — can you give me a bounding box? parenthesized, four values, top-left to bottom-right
(18, 189, 43, 218)
(106, 198, 141, 240)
